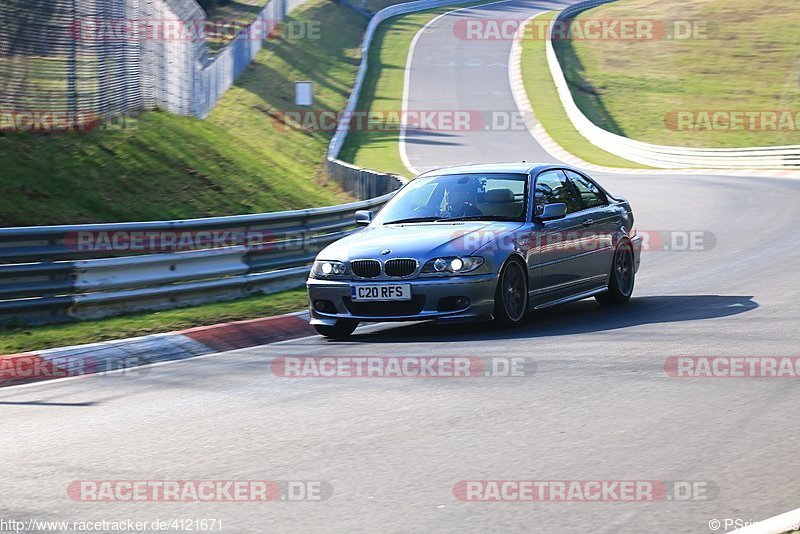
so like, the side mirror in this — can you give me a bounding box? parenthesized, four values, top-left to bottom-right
(355, 210, 374, 226)
(538, 203, 567, 221)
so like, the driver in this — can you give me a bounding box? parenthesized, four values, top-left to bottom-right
(440, 179, 482, 218)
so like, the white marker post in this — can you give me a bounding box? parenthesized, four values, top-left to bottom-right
(295, 81, 313, 106)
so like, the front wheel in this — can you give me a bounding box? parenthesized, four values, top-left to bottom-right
(493, 258, 528, 327)
(314, 319, 359, 339)
(596, 239, 635, 304)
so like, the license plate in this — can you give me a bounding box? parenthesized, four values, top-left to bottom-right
(351, 284, 412, 302)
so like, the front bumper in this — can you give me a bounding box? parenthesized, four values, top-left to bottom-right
(306, 273, 499, 324)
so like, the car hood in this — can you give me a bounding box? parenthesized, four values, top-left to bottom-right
(318, 221, 525, 261)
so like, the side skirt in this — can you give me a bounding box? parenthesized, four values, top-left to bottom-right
(532, 286, 608, 311)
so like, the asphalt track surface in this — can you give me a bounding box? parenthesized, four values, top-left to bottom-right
(3, 1, 800, 532)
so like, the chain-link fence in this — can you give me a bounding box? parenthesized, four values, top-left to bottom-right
(0, 0, 296, 127)
(0, 0, 139, 125)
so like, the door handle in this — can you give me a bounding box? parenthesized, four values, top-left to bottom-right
(582, 218, 594, 226)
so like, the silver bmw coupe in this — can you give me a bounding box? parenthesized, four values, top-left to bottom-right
(307, 163, 642, 338)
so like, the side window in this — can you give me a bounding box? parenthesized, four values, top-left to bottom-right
(534, 170, 581, 216)
(566, 170, 606, 209)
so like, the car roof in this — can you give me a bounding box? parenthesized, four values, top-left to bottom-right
(416, 162, 579, 177)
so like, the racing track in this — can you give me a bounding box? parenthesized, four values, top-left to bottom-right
(2, 1, 800, 532)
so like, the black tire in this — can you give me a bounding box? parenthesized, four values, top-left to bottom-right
(314, 319, 359, 339)
(596, 239, 635, 304)
(493, 257, 528, 327)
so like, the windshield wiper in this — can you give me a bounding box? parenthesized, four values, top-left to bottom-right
(383, 216, 440, 224)
(435, 215, 519, 222)
(384, 215, 520, 224)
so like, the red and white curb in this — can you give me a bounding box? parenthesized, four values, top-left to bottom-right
(0, 311, 314, 387)
(508, 13, 800, 180)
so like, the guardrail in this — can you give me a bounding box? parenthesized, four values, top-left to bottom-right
(0, 190, 400, 325)
(545, 0, 800, 168)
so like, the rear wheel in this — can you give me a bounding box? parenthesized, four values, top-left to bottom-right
(314, 319, 359, 339)
(493, 258, 528, 327)
(596, 239, 634, 304)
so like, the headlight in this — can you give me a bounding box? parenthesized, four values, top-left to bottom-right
(422, 256, 484, 274)
(311, 260, 348, 278)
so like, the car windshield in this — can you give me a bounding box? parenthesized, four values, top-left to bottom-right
(375, 173, 528, 224)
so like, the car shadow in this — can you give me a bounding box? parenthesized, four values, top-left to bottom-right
(344, 295, 758, 343)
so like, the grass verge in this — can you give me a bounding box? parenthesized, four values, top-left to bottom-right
(0, 289, 308, 354)
(0, 0, 361, 227)
(520, 12, 648, 168)
(555, 0, 800, 148)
